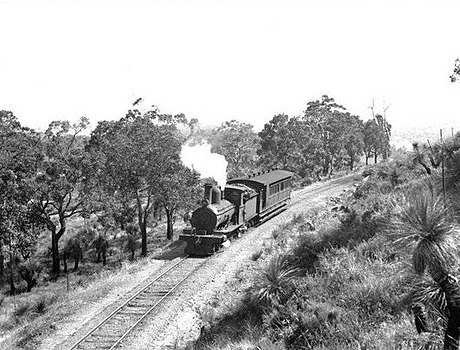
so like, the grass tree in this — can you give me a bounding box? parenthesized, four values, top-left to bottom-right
(393, 188, 460, 349)
(251, 255, 299, 309)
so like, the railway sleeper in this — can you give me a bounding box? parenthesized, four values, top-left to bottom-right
(87, 333, 124, 340)
(142, 290, 171, 295)
(117, 308, 150, 314)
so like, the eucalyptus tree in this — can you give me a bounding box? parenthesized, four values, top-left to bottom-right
(87, 106, 193, 255)
(155, 165, 201, 240)
(303, 95, 351, 176)
(341, 113, 365, 170)
(302, 95, 366, 175)
(0, 111, 43, 288)
(363, 119, 388, 164)
(258, 113, 302, 172)
(211, 120, 260, 178)
(30, 117, 89, 274)
(450, 58, 460, 82)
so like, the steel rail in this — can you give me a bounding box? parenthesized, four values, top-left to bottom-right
(68, 255, 191, 350)
(108, 268, 196, 349)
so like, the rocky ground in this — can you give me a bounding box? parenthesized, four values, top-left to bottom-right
(50, 174, 361, 350)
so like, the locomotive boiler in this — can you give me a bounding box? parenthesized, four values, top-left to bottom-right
(180, 169, 293, 255)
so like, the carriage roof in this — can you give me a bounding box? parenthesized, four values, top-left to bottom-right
(227, 169, 293, 187)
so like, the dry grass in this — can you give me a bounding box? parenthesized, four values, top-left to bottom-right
(196, 161, 451, 350)
(0, 255, 165, 349)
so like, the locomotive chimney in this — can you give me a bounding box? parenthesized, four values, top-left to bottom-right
(204, 183, 213, 204)
(211, 185, 221, 205)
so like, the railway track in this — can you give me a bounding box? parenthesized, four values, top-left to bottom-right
(291, 174, 360, 206)
(68, 255, 205, 350)
(63, 175, 359, 350)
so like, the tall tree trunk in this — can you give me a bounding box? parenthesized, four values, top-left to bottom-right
(63, 252, 68, 274)
(9, 253, 15, 295)
(74, 256, 79, 271)
(102, 247, 107, 266)
(136, 191, 149, 257)
(164, 206, 174, 240)
(0, 251, 4, 281)
(140, 222, 147, 256)
(51, 216, 66, 275)
(51, 230, 60, 274)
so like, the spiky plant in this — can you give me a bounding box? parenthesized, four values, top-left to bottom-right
(252, 255, 299, 309)
(393, 189, 459, 279)
(392, 188, 460, 349)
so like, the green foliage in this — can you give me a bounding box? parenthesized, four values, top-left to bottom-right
(258, 95, 371, 179)
(124, 229, 140, 261)
(450, 58, 460, 82)
(251, 249, 263, 261)
(86, 104, 197, 251)
(31, 117, 90, 274)
(391, 188, 459, 277)
(251, 255, 299, 309)
(210, 120, 260, 178)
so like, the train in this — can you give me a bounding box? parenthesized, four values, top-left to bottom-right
(179, 169, 294, 255)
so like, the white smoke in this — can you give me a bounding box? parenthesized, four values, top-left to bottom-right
(180, 141, 228, 188)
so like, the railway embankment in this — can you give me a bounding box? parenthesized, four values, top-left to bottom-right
(135, 174, 362, 350)
(192, 161, 454, 350)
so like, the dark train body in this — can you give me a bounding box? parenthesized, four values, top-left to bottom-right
(180, 169, 293, 255)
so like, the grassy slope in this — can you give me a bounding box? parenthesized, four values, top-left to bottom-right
(0, 220, 179, 350)
(195, 161, 446, 350)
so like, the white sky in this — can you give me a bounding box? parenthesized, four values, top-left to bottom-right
(1, 0, 460, 132)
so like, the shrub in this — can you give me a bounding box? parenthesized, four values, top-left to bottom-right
(251, 249, 263, 261)
(251, 255, 299, 309)
(31, 292, 57, 315)
(14, 302, 31, 318)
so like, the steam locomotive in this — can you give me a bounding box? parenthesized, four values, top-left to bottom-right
(179, 169, 293, 255)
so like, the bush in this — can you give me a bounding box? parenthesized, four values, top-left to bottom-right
(251, 255, 299, 309)
(14, 302, 30, 318)
(251, 249, 263, 261)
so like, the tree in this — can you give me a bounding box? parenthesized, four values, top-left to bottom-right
(87, 105, 190, 255)
(450, 58, 460, 82)
(341, 113, 365, 170)
(363, 119, 387, 164)
(393, 189, 460, 349)
(211, 120, 260, 178)
(0, 111, 43, 289)
(258, 114, 303, 172)
(31, 117, 89, 274)
(374, 114, 392, 160)
(303, 95, 365, 175)
(156, 166, 201, 240)
(367, 101, 392, 161)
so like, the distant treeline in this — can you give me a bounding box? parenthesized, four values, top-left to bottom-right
(0, 95, 389, 292)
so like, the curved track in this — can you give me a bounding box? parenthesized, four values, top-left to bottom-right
(64, 174, 360, 350)
(68, 255, 205, 350)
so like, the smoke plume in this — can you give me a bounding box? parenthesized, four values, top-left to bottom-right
(180, 141, 228, 188)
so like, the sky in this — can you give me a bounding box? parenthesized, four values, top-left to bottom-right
(1, 0, 460, 133)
